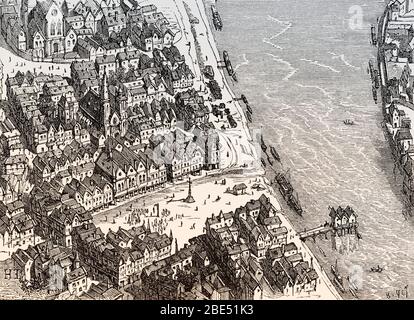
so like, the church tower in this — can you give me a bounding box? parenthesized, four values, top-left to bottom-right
(100, 68, 111, 138)
(20, 0, 29, 30)
(118, 86, 128, 137)
(61, 0, 69, 16)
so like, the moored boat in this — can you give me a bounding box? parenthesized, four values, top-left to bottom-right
(343, 119, 355, 125)
(288, 191, 303, 216)
(260, 134, 267, 152)
(267, 155, 274, 166)
(373, 70, 380, 89)
(371, 25, 377, 46)
(372, 87, 378, 103)
(331, 260, 345, 292)
(223, 51, 235, 77)
(368, 59, 374, 76)
(270, 146, 281, 161)
(275, 171, 293, 200)
(211, 5, 223, 31)
(232, 72, 238, 82)
(246, 111, 252, 122)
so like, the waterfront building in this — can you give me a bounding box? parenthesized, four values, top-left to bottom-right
(329, 206, 358, 232)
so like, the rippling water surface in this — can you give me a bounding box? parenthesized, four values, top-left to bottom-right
(211, 0, 414, 299)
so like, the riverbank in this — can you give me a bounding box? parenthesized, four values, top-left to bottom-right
(375, 3, 414, 216)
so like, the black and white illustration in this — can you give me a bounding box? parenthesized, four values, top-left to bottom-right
(0, 0, 410, 301)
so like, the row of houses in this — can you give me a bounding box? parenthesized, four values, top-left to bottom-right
(10, 241, 87, 293)
(26, 124, 219, 216)
(71, 46, 194, 116)
(0, 200, 35, 249)
(0, 106, 31, 196)
(139, 238, 233, 300)
(32, 140, 98, 183)
(0, 0, 26, 54)
(382, 13, 414, 205)
(0, 100, 34, 251)
(10, 238, 127, 298)
(72, 222, 172, 287)
(5, 72, 84, 155)
(384, 100, 414, 203)
(91, 46, 194, 94)
(380, 3, 414, 207)
(1, 0, 175, 61)
(203, 195, 319, 298)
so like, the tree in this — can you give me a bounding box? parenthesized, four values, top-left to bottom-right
(15, 71, 25, 86)
(108, 70, 117, 86)
(207, 79, 222, 100)
(116, 66, 126, 83)
(125, 65, 136, 81)
(37, 94, 55, 115)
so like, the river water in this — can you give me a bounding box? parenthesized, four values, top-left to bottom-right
(210, 0, 414, 299)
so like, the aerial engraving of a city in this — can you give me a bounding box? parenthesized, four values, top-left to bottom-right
(0, 0, 411, 303)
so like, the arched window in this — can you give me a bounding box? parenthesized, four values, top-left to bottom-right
(50, 22, 56, 36)
(57, 21, 62, 35)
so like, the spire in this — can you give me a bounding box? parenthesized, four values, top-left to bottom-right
(101, 66, 109, 101)
(102, 66, 111, 138)
(74, 251, 80, 269)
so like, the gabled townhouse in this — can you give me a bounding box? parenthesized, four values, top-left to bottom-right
(116, 50, 140, 71)
(76, 36, 105, 60)
(131, 22, 174, 52)
(0, 176, 19, 204)
(0, 200, 36, 249)
(72, 0, 103, 34)
(70, 60, 99, 95)
(97, 4, 126, 37)
(63, 174, 113, 211)
(95, 138, 166, 201)
(48, 204, 93, 247)
(95, 54, 117, 77)
(5, 19, 26, 52)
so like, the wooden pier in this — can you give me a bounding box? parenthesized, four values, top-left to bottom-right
(298, 225, 333, 241)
